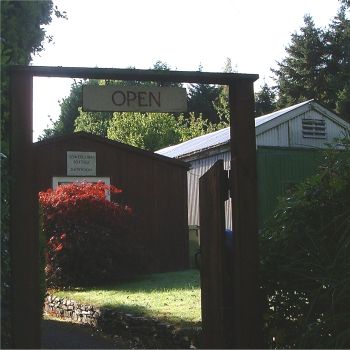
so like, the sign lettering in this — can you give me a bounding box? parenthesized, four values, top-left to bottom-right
(83, 85, 187, 112)
(67, 151, 96, 176)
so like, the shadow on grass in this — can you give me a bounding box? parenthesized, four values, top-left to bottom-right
(50, 269, 201, 328)
(69, 269, 200, 294)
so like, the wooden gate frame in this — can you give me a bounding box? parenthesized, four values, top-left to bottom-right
(10, 65, 260, 348)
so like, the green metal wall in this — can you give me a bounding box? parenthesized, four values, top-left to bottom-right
(257, 146, 324, 226)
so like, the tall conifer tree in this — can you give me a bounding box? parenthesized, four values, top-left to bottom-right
(325, 6, 350, 121)
(272, 15, 327, 108)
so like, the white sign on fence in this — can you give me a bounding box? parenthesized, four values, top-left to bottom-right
(83, 85, 187, 113)
(67, 151, 96, 176)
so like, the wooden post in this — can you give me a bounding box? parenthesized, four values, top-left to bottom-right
(199, 160, 230, 348)
(10, 70, 41, 348)
(229, 81, 262, 348)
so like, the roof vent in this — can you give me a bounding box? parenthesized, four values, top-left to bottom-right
(302, 119, 326, 139)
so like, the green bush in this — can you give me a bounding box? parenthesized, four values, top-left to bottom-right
(260, 138, 350, 348)
(39, 182, 148, 287)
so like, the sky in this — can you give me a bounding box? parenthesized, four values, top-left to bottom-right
(32, 0, 342, 141)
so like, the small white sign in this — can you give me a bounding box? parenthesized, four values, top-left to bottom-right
(83, 85, 187, 112)
(67, 151, 96, 176)
(52, 177, 111, 199)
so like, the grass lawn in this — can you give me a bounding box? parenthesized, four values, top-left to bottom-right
(50, 269, 201, 327)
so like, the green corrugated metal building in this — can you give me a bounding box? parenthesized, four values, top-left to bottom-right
(156, 100, 350, 229)
(257, 146, 324, 225)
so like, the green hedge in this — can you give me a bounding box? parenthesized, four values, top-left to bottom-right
(260, 138, 350, 348)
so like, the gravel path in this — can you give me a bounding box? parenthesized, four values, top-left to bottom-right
(41, 317, 127, 349)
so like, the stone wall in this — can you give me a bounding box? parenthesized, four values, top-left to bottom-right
(44, 294, 202, 348)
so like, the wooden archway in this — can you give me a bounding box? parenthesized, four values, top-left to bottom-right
(10, 66, 260, 348)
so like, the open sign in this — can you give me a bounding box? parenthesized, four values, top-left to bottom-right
(83, 85, 187, 113)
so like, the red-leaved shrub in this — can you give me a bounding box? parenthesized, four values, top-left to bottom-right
(39, 182, 146, 287)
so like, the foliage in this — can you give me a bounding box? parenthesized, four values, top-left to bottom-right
(177, 114, 223, 142)
(187, 82, 221, 124)
(272, 15, 327, 108)
(74, 108, 110, 137)
(255, 82, 277, 116)
(106, 112, 181, 151)
(324, 6, 350, 120)
(39, 182, 146, 287)
(260, 138, 350, 348)
(150, 60, 182, 87)
(212, 58, 278, 120)
(1, 1, 65, 66)
(52, 269, 201, 327)
(336, 82, 350, 118)
(272, 7, 350, 122)
(76, 110, 225, 152)
(212, 58, 234, 121)
(213, 89, 230, 121)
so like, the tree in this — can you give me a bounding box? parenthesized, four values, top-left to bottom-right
(0, 1, 64, 66)
(272, 15, 327, 108)
(187, 83, 221, 123)
(272, 6, 350, 122)
(150, 60, 182, 87)
(212, 58, 278, 121)
(186, 64, 221, 124)
(336, 83, 350, 119)
(340, 0, 350, 7)
(255, 82, 277, 116)
(213, 58, 235, 122)
(74, 109, 110, 137)
(324, 6, 350, 121)
(177, 114, 220, 143)
(0, 1, 65, 347)
(39, 182, 146, 287)
(106, 112, 182, 151)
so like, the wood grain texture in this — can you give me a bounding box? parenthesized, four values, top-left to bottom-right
(229, 82, 262, 348)
(199, 160, 232, 348)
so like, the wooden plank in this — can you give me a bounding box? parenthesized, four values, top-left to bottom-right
(199, 160, 232, 348)
(10, 70, 41, 348)
(11, 65, 258, 85)
(229, 82, 262, 348)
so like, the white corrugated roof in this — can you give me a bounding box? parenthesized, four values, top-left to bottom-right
(156, 100, 313, 158)
(156, 127, 231, 158)
(255, 100, 312, 126)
